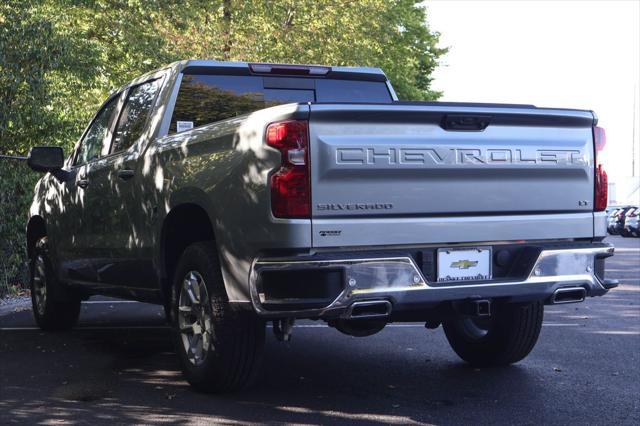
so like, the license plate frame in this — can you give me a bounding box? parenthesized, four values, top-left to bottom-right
(437, 247, 492, 284)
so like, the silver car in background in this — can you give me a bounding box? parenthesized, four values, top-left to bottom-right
(624, 207, 639, 237)
(607, 208, 622, 234)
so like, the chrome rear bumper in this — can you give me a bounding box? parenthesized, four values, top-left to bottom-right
(249, 244, 615, 319)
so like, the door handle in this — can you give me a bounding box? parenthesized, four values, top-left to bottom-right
(117, 169, 135, 181)
(77, 179, 89, 189)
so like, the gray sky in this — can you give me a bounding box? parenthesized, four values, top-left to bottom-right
(426, 0, 640, 180)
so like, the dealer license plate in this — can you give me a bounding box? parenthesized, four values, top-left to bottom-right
(437, 247, 492, 283)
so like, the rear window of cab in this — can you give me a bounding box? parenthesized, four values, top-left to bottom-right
(169, 74, 391, 133)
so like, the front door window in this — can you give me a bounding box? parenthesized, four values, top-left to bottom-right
(74, 96, 119, 166)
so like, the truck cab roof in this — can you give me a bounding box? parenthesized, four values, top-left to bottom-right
(174, 59, 388, 82)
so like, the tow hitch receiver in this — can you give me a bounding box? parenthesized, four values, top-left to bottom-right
(457, 299, 492, 317)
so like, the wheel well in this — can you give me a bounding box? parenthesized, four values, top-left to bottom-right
(26, 216, 47, 260)
(161, 204, 215, 300)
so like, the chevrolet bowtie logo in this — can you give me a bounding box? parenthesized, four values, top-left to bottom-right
(450, 260, 478, 269)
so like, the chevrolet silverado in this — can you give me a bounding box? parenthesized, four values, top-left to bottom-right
(22, 60, 617, 392)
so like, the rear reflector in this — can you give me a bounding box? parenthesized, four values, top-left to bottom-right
(266, 120, 310, 218)
(593, 126, 608, 212)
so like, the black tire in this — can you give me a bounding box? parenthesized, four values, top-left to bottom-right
(170, 241, 265, 393)
(30, 239, 81, 331)
(443, 301, 543, 367)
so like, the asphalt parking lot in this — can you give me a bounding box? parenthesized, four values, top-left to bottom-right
(1, 236, 638, 425)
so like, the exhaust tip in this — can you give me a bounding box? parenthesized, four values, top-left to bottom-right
(551, 287, 586, 304)
(347, 300, 392, 319)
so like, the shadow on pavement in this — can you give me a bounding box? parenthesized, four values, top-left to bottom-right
(0, 324, 548, 425)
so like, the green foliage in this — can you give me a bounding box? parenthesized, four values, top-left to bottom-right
(0, 0, 446, 294)
(0, 162, 36, 295)
(156, 0, 447, 100)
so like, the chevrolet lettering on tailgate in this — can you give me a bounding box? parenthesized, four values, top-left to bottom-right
(335, 147, 587, 166)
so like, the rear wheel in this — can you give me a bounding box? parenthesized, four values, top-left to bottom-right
(30, 239, 81, 331)
(170, 241, 265, 393)
(443, 301, 543, 367)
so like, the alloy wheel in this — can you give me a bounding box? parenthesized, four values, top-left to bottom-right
(33, 255, 47, 316)
(178, 271, 213, 366)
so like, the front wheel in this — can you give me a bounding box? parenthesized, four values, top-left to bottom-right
(443, 301, 543, 367)
(170, 241, 265, 393)
(30, 239, 81, 331)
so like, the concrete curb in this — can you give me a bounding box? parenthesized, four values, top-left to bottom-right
(0, 296, 31, 317)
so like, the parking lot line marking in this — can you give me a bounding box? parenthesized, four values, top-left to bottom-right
(0, 326, 169, 331)
(614, 248, 640, 252)
(541, 323, 580, 327)
(83, 301, 141, 304)
(1, 322, 582, 331)
(0, 327, 40, 330)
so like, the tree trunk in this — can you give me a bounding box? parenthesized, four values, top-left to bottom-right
(222, 0, 232, 60)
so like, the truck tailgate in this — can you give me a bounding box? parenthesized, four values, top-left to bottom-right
(308, 103, 596, 248)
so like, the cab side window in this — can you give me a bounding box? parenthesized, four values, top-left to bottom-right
(111, 79, 161, 154)
(74, 96, 119, 166)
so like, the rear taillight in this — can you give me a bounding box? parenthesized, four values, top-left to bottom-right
(593, 126, 608, 212)
(266, 120, 310, 218)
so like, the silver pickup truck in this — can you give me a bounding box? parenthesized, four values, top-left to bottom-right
(24, 60, 616, 392)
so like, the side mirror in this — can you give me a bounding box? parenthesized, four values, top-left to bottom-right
(27, 146, 64, 172)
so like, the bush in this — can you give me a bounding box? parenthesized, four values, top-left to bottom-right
(0, 0, 446, 298)
(0, 161, 37, 296)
